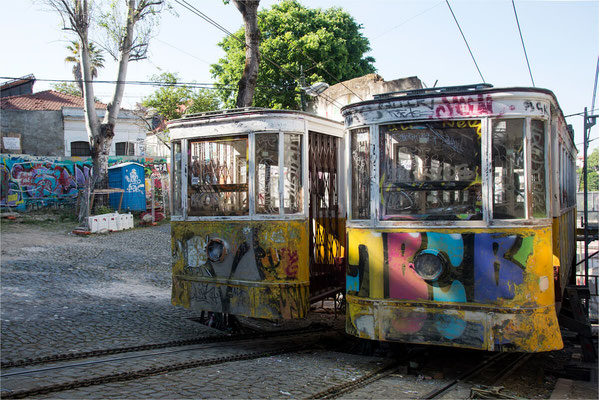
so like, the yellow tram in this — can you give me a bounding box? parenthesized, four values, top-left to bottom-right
(341, 84, 577, 352)
(169, 108, 346, 320)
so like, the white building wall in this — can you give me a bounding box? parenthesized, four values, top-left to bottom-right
(62, 107, 147, 157)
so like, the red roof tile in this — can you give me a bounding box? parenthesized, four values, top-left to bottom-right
(0, 90, 107, 111)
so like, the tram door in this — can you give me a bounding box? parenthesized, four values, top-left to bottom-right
(308, 131, 345, 303)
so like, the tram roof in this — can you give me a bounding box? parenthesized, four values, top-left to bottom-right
(341, 84, 563, 115)
(167, 107, 344, 139)
(169, 107, 340, 125)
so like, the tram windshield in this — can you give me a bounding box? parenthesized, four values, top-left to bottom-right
(379, 121, 482, 221)
(188, 136, 248, 216)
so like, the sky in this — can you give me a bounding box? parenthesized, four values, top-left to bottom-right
(1, 0, 598, 150)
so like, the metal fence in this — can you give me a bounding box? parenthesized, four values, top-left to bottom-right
(576, 191, 598, 320)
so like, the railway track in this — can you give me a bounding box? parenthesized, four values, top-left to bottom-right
(0, 326, 332, 399)
(422, 352, 533, 399)
(301, 348, 533, 400)
(0, 324, 326, 370)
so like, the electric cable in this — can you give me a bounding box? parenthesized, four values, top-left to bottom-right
(445, 0, 485, 83)
(512, 0, 535, 87)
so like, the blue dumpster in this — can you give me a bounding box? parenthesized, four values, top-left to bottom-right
(108, 162, 146, 211)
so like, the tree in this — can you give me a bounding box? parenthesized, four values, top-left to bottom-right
(64, 40, 105, 94)
(45, 0, 168, 224)
(52, 81, 83, 97)
(141, 72, 221, 121)
(229, 0, 260, 108)
(579, 148, 599, 191)
(212, 0, 376, 109)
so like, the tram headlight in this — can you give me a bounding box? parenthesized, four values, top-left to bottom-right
(206, 239, 227, 263)
(413, 250, 445, 281)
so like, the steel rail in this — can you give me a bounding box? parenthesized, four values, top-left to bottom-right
(421, 352, 531, 399)
(305, 360, 402, 400)
(2, 344, 313, 399)
(1, 331, 324, 378)
(1, 324, 325, 370)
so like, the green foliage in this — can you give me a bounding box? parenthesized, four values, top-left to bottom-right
(211, 0, 376, 109)
(94, 205, 115, 215)
(587, 147, 599, 170)
(579, 148, 599, 191)
(141, 72, 221, 121)
(52, 82, 82, 97)
(65, 41, 105, 79)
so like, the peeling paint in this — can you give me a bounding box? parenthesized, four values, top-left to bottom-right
(346, 226, 563, 352)
(172, 220, 309, 319)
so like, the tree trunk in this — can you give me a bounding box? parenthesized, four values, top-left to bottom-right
(94, 0, 135, 191)
(233, 0, 260, 108)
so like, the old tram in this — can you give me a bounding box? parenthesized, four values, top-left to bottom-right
(342, 84, 577, 352)
(169, 108, 346, 320)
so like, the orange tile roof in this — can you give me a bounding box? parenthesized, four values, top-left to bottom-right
(0, 90, 107, 111)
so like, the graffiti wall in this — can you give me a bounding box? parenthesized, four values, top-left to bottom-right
(171, 220, 309, 319)
(346, 227, 563, 351)
(0, 154, 168, 210)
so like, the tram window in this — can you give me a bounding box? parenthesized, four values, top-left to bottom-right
(350, 128, 370, 220)
(172, 141, 182, 216)
(530, 120, 547, 217)
(379, 121, 482, 220)
(255, 133, 280, 214)
(187, 137, 248, 216)
(492, 119, 525, 219)
(284, 133, 303, 214)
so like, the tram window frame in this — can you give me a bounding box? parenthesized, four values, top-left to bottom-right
(491, 118, 527, 220)
(349, 127, 371, 220)
(255, 132, 280, 215)
(187, 136, 249, 217)
(490, 117, 551, 221)
(171, 140, 183, 217)
(530, 119, 548, 218)
(377, 121, 483, 221)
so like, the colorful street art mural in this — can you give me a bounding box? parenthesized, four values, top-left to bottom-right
(171, 220, 309, 320)
(346, 227, 563, 352)
(0, 154, 168, 210)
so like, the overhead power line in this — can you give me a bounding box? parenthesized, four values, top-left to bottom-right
(0, 76, 293, 90)
(512, 0, 535, 87)
(592, 55, 598, 112)
(564, 108, 599, 118)
(445, 0, 485, 83)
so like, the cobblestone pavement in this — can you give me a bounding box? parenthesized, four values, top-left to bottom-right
(0, 220, 390, 399)
(1, 220, 217, 364)
(1, 219, 592, 399)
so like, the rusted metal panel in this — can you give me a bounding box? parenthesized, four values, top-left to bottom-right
(172, 220, 309, 319)
(347, 297, 562, 351)
(345, 226, 563, 351)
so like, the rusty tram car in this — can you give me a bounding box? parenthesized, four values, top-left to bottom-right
(169, 109, 346, 321)
(169, 85, 577, 353)
(341, 84, 577, 352)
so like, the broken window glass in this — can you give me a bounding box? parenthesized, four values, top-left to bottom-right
(284, 133, 303, 214)
(188, 136, 248, 216)
(255, 133, 280, 214)
(379, 121, 482, 220)
(351, 128, 371, 220)
(172, 141, 182, 216)
(492, 119, 525, 219)
(530, 120, 547, 217)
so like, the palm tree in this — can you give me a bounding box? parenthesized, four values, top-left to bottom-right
(65, 41, 105, 95)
